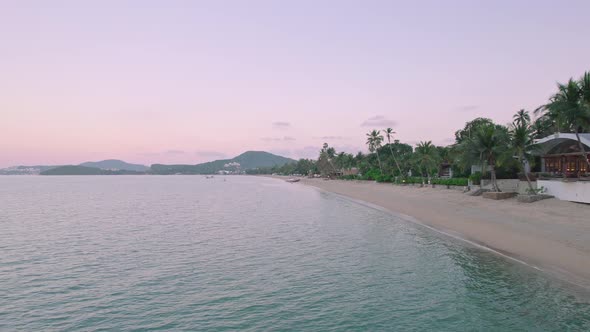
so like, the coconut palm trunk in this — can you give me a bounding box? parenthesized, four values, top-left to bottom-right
(388, 145, 402, 175)
(489, 163, 500, 192)
(520, 155, 535, 193)
(376, 152, 383, 175)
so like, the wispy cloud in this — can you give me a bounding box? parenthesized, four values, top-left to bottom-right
(272, 121, 291, 129)
(361, 115, 396, 127)
(455, 105, 479, 112)
(261, 136, 296, 142)
(138, 149, 186, 157)
(313, 135, 347, 140)
(195, 150, 227, 159)
(261, 137, 281, 142)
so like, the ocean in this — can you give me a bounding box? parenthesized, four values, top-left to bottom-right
(1, 175, 589, 331)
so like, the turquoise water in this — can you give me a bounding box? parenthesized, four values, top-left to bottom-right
(1, 176, 589, 331)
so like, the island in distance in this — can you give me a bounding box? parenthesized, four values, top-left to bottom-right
(0, 151, 294, 176)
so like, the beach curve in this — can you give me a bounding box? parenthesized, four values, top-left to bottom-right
(284, 177, 590, 291)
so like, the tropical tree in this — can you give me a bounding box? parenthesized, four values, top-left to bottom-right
(318, 143, 337, 176)
(384, 128, 403, 175)
(366, 130, 384, 175)
(531, 114, 554, 139)
(414, 141, 440, 185)
(454, 117, 495, 144)
(509, 110, 536, 193)
(462, 124, 510, 191)
(513, 109, 531, 127)
(536, 75, 590, 170)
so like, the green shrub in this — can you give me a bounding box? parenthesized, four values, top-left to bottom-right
(362, 169, 381, 181)
(469, 172, 482, 185)
(399, 176, 424, 184)
(376, 174, 393, 183)
(431, 178, 468, 186)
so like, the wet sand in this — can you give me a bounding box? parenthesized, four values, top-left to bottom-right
(288, 177, 590, 289)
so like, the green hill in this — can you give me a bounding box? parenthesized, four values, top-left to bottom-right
(150, 151, 295, 175)
(80, 159, 149, 172)
(41, 165, 145, 175)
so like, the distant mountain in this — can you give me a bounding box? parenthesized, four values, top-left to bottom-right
(41, 165, 145, 175)
(0, 165, 59, 175)
(150, 151, 295, 175)
(80, 159, 149, 172)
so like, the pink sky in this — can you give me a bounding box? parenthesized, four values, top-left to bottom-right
(1, 0, 589, 167)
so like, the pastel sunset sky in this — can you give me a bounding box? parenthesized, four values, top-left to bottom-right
(1, 0, 589, 167)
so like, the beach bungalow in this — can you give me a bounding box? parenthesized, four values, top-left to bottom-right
(533, 133, 590, 203)
(342, 167, 359, 176)
(439, 161, 453, 178)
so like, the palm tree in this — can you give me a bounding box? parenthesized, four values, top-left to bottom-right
(509, 110, 536, 193)
(414, 141, 440, 185)
(536, 76, 590, 170)
(581, 71, 590, 111)
(366, 130, 384, 175)
(384, 128, 403, 176)
(513, 109, 530, 127)
(463, 124, 509, 192)
(318, 143, 337, 176)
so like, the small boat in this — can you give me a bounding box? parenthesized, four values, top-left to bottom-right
(285, 178, 300, 183)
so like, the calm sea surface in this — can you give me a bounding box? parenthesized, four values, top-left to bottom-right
(1, 176, 589, 331)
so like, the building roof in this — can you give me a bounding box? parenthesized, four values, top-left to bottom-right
(533, 133, 590, 155)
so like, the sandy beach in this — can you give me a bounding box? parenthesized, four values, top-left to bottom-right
(287, 177, 590, 289)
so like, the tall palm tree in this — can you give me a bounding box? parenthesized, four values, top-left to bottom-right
(509, 110, 536, 193)
(513, 109, 530, 127)
(537, 77, 590, 170)
(463, 124, 509, 191)
(366, 130, 384, 175)
(318, 143, 337, 175)
(580, 71, 590, 111)
(414, 141, 440, 185)
(384, 128, 403, 176)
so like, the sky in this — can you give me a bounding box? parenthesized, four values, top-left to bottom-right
(1, 0, 589, 167)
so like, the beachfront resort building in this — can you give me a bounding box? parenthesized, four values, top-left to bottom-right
(534, 133, 590, 203)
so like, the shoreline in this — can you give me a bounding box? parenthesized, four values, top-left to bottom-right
(272, 176, 590, 291)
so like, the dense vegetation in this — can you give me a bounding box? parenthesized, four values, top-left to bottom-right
(250, 71, 590, 191)
(80, 159, 149, 172)
(41, 165, 145, 175)
(151, 151, 295, 175)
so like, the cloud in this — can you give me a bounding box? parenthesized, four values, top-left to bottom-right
(261, 137, 281, 142)
(455, 105, 479, 112)
(261, 136, 296, 142)
(138, 150, 185, 157)
(272, 121, 291, 129)
(360, 115, 396, 127)
(313, 136, 347, 140)
(195, 150, 227, 158)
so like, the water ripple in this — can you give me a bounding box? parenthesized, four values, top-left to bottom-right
(1, 176, 589, 331)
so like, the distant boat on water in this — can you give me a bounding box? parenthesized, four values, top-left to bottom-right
(286, 178, 300, 183)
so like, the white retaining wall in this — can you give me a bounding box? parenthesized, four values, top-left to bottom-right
(537, 180, 590, 203)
